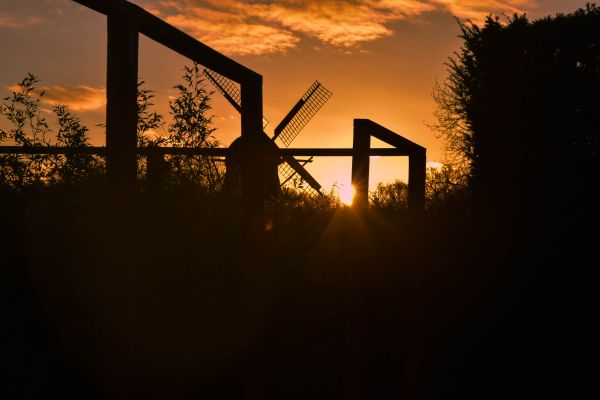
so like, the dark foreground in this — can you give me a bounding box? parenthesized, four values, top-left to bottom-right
(0, 187, 591, 399)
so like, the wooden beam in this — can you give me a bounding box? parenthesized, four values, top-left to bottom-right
(106, 14, 138, 191)
(0, 147, 408, 157)
(355, 119, 425, 154)
(72, 0, 258, 84)
(279, 148, 409, 156)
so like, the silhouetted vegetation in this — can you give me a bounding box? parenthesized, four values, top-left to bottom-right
(0, 73, 100, 188)
(369, 164, 469, 211)
(427, 5, 598, 397)
(433, 3, 600, 214)
(0, 64, 224, 194)
(2, 4, 597, 397)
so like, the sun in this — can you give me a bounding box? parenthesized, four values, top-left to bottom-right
(339, 185, 356, 206)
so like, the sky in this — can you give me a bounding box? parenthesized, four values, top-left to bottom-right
(0, 0, 592, 192)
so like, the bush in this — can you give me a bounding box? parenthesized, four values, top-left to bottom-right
(0, 64, 223, 195)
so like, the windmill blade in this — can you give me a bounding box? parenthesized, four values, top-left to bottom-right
(280, 157, 313, 186)
(203, 68, 241, 112)
(273, 81, 332, 147)
(203, 68, 269, 128)
(278, 158, 322, 197)
(281, 154, 322, 193)
(263, 136, 323, 196)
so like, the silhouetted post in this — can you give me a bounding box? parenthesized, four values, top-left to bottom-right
(352, 119, 371, 209)
(240, 78, 265, 235)
(408, 148, 426, 215)
(105, 14, 139, 398)
(240, 77, 269, 399)
(402, 149, 426, 399)
(106, 14, 138, 194)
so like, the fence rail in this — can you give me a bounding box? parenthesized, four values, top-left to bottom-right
(0, 147, 409, 157)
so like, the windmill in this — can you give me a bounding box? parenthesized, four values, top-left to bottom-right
(203, 68, 332, 197)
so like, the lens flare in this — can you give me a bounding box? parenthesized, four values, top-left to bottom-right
(339, 185, 356, 206)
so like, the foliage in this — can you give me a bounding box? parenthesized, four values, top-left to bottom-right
(432, 4, 600, 210)
(0, 74, 100, 188)
(430, 77, 474, 176)
(0, 73, 50, 147)
(168, 63, 215, 148)
(51, 105, 101, 185)
(425, 164, 469, 208)
(1, 65, 222, 194)
(278, 186, 342, 210)
(0, 73, 52, 187)
(136, 80, 165, 147)
(163, 63, 223, 192)
(368, 163, 469, 211)
(369, 180, 408, 211)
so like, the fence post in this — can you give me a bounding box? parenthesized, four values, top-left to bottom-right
(352, 119, 371, 209)
(240, 76, 269, 399)
(105, 15, 140, 397)
(106, 14, 138, 194)
(408, 148, 426, 214)
(240, 77, 265, 234)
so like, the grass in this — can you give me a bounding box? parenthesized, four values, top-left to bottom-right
(0, 179, 582, 399)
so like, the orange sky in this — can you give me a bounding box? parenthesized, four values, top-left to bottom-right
(0, 0, 591, 192)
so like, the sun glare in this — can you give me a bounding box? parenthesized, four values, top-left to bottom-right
(339, 185, 356, 206)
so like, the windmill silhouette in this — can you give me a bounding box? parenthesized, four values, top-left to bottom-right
(204, 68, 332, 197)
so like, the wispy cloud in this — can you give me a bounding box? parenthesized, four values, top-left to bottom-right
(163, 8, 299, 55)
(40, 85, 106, 112)
(252, 1, 436, 47)
(432, 0, 535, 22)
(0, 0, 108, 30)
(135, 0, 438, 53)
(132, 0, 542, 55)
(8, 84, 106, 112)
(0, 12, 43, 28)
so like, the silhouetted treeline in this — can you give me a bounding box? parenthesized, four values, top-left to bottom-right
(429, 5, 598, 397)
(435, 3, 599, 216)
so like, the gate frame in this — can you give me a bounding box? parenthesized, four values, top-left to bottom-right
(351, 119, 426, 212)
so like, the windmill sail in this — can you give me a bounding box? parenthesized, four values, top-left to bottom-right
(278, 161, 321, 197)
(203, 68, 268, 128)
(272, 81, 332, 147)
(203, 68, 241, 112)
(280, 154, 321, 194)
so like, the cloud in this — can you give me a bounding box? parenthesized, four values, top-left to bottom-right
(140, 1, 299, 55)
(0, 0, 71, 29)
(0, 12, 43, 28)
(252, 1, 436, 47)
(8, 84, 106, 112)
(135, 0, 437, 53)
(432, 0, 536, 22)
(134, 0, 541, 55)
(40, 85, 106, 112)
(164, 10, 299, 55)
